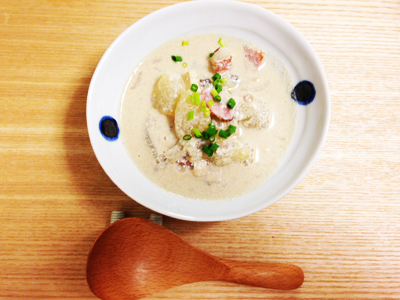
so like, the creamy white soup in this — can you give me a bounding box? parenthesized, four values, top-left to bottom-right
(120, 33, 296, 200)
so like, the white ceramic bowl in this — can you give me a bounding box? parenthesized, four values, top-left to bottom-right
(87, 0, 330, 221)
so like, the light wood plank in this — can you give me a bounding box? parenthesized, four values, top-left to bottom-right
(0, 0, 399, 299)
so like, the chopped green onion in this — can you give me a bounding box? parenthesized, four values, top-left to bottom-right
(188, 111, 194, 120)
(213, 78, 220, 87)
(207, 100, 215, 107)
(190, 84, 198, 92)
(214, 95, 221, 102)
(218, 38, 226, 47)
(209, 143, 219, 152)
(209, 123, 216, 130)
(182, 62, 187, 68)
(216, 84, 222, 93)
(220, 77, 228, 84)
(200, 101, 207, 111)
(194, 92, 200, 105)
(212, 73, 221, 81)
(227, 98, 236, 109)
(192, 128, 202, 138)
(211, 89, 219, 97)
(206, 127, 218, 136)
(204, 110, 210, 118)
(228, 125, 236, 133)
(188, 95, 194, 103)
(209, 135, 215, 142)
(219, 129, 231, 139)
(202, 143, 219, 157)
(183, 134, 192, 141)
(202, 145, 213, 157)
(171, 55, 182, 62)
(201, 131, 210, 140)
(182, 41, 189, 46)
(209, 52, 214, 58)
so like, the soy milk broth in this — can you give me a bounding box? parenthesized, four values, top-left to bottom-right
(120, 34, 296, 200)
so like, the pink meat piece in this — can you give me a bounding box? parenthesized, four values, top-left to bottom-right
(201, 90, 213, 101)
(212, 55, 233, 72)
(244, 45, 265, 68)
(210, 47, 233, 73)
(207, 102, 235, 122)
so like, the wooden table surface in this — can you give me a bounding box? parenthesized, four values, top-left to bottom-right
(1, 0, 399, 299)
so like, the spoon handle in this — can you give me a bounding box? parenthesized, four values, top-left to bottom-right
(218, 259, 304, 290)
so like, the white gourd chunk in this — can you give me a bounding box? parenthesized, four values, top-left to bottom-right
(152, 72, 185, 116)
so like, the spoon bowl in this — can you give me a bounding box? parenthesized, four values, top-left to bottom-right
(87, 218, 304, 299)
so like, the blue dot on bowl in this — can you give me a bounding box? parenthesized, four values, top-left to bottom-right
(99, 116, 119, 141)
(291, 80, 316, 105)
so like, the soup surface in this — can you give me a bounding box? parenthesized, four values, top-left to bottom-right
(120, 33, 296, 200)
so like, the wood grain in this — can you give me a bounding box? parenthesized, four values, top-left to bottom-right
(0, 0, 399, 299)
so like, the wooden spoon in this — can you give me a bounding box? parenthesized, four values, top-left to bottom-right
(87, 218, 304, 300)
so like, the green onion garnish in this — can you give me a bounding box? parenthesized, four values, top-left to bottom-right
(209, 143, 219, 152)
(209, 53, 214, 58)
(211, 89, 218, 98)
(202, 131, 210, 140)
(183, 134, 192, 141)
(182, 41, 189, 46)
(220, 77, 228, 84)
(202, 143, 219, 157)
(192, 128, 202, 138)
(182, 62, 187, 68)
(214, 95, 221, 102)
(213, 79, 220, 87)
(219, 129, 231, 139)
(202, 145, 213, 157)
(228, 125, 236, 133)
(190, 84, 198, 92)
(207, 100, 215, 107)
(200, 101, 207, 111)
(207, 122, 217, 139)
(194, 92, 200, 105)
(188, 95, 194, 103)
(212, 73, 221, 81)
(218, 38, 226, 47)
(206, 127, 218, 136)
(227, 98, 236, 109)
(216, 84, 222, 93)
(204, 109, 210, 118)
(188, 111, 194, 120)
(171, 55, 182, 62)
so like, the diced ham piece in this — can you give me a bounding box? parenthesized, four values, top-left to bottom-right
(212, 56, 233, 72)
(207, 91, 238, 122)
(210, 47, 233, 72)
(201, 90, 213, 101)
(207, 102, 235, 122)
(244, 45, 265, 68)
